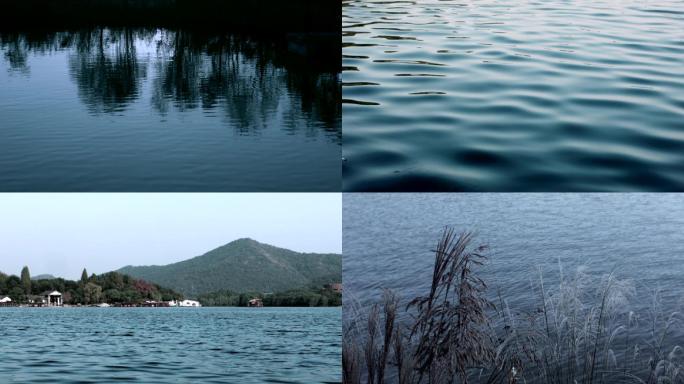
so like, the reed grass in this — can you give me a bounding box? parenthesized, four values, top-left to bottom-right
(343, 228, 683, 384)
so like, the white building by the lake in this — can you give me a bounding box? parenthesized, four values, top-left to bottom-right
(0, 296, 12, 307)
(44, 291, 63, 306)
(168, 299, 201, 307)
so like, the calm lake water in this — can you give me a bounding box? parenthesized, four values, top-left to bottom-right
(0, 307, 341, 383)
(0, 28, 340, 191)
(343, 194, 684, 350)
(342, 0, 684, 191)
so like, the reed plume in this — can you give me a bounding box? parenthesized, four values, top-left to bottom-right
(342, 228, 684, 384)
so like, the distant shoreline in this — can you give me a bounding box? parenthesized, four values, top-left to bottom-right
(1, 305, 342, 309)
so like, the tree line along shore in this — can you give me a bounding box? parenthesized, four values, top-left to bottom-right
(0, 267, 341, 308)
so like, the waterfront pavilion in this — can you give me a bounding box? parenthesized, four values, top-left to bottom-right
(43, 291, 63, 306)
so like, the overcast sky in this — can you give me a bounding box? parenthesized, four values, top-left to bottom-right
(0, 193, 341, 280)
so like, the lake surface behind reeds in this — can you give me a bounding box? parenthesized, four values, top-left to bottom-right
(0, 28, 340, 191)
(343, 0, 684, 191)
(0, 307, 341, 383)
(343, 193, 684, 350)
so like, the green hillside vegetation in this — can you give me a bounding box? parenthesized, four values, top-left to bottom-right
(0, 268, 182, 305)
(198, 287, 342, 307)
(117, 238, 341, 297)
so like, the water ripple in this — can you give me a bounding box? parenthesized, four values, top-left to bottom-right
(0, 307, 341, 384)
(343, 0, 684, 191)
(343, 194, 684, 381)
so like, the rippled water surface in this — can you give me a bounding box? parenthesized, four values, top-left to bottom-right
(343, 0, 684, 191)
(344, 193, 684, 353)
(0, 307, 341, 383)
(0, 28, 340, 191)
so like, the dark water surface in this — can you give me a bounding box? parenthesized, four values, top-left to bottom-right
(342, 0, 684, 191)
(0, 28, 340, 191)
(343, 193, 684, 350)
(0, 307, 341, 383)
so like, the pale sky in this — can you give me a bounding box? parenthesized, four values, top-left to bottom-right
(0, 193, 341, 280)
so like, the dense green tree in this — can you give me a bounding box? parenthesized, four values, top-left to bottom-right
(197, 287, 341, 307)
(20, 266, 31, 295)
(0, 271, 8, 293)
(0, 268, 181, 305)
(83, 282, 102, 304)
(81, 268, 88, 285)
(10, 286, 25, 302)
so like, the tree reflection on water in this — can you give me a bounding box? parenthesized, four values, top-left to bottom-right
(0, 28, 340, 141)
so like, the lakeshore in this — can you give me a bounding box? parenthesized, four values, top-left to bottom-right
(1, 266, 341, 309)
(0, 195, 343, 383)
(1, 300, 201, 308)
(1, 288, 343, 308)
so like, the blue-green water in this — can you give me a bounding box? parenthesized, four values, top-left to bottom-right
(0, 307, 341, 383)
(343, 193, 684, 352)
(343, 0, 684, 191)
(0, 28, 341, 192)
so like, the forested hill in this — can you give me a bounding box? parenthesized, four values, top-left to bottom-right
(117, 238, 341, 297)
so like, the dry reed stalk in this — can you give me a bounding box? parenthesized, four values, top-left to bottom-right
(408, 228, 494, 383)
(344, 229, 683, 384)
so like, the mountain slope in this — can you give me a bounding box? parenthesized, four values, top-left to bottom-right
(32, 274, 56, 280)
(117, 238, 341, 297)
